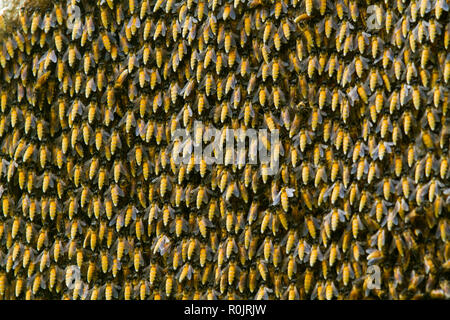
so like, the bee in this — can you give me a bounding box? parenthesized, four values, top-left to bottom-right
(273, 187, 295, 212)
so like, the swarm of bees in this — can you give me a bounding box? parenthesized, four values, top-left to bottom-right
(0, 0, 448, 300)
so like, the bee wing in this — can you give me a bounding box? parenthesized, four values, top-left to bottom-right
(255, 286, 272, 300)
(338, 209, 347, 222)
(316, 246, 324, 261)
(272, 190, 282, 206)
(311, 282, 324, 300)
